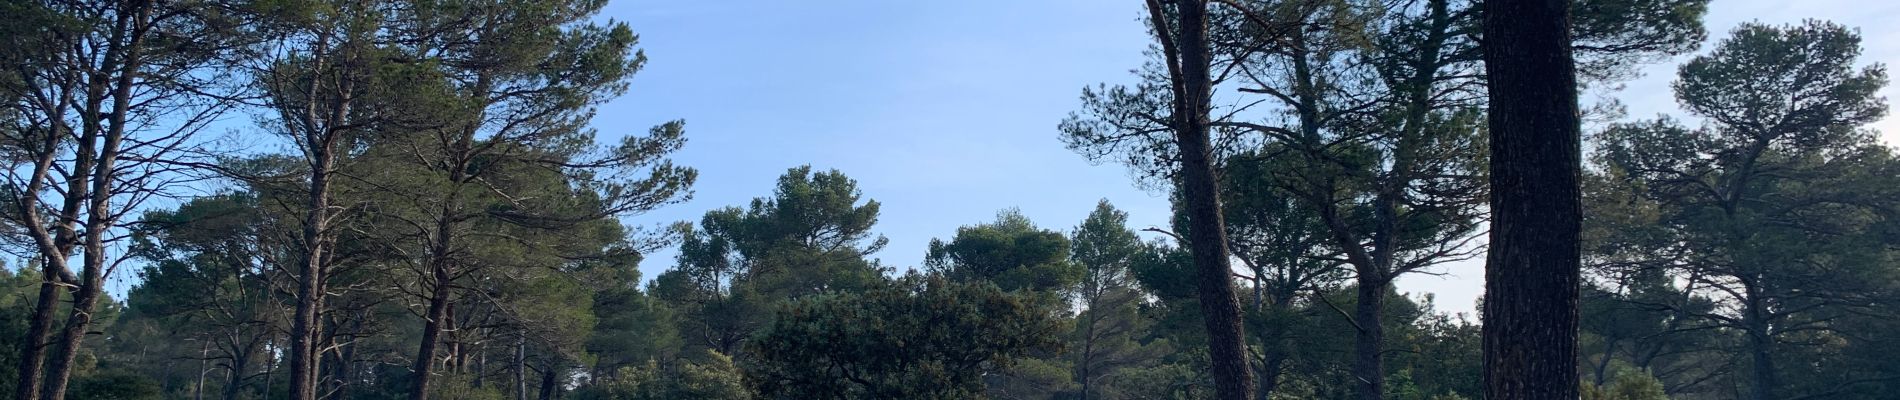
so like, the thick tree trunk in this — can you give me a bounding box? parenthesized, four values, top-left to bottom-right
(1479, 0, 1585, 398)
(1154, 1, 1255, 398)
(41, 273, 103, 400)
(13, 267, 60, 400)
(1353, 281, 1387, 400)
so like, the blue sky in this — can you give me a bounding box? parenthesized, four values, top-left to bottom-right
(594, 0, 1900, 316)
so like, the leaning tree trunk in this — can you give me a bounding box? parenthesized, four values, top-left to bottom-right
(1479, 0, 1586, 398)
(43, 194, 115, 400)
(1148, 0, 1256, 398)
(42, 20, 142, 397)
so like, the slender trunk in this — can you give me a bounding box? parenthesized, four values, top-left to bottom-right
(263, 337, 275, 400)
(289, 26, 352, 399)
(287, 220, 327, 400)
(45, 96, 134, 400)
(14, 267, 59, 400)
(1748, 337, 1777, 400)
(1079, 304, 1097, 400)
(473, 340, 487, 388)
(222, 344, 251, 400)
(41, 3, 147, 397)
(1479, 0, 1585, 397)
(411, 270, 453, 400)
(412, 82, 478, 399)
(537, 362, 557, 400)
(197, 340, 211, 400)
(1745, 297, 1777, 400)
(1258, 348, 1286, 399)
(1352, 281, 1386, 400)
(1146, 0, 1254, 398)
(1593, 337, 1618, 386)
(335, 337, 356, 400)
(514, 334, 528, 400)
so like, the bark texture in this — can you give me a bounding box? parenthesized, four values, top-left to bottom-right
(1146, 0, 1256, 398)
(1479, 0, 1585, 397)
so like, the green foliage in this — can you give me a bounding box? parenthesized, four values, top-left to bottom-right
(65, 371, 162, 400)
(928, 209, 1081, 293)
(656, 166, 890, 356)
(1067, 201, 1174, 399)
(573, 351, 749, 400)
(0, 266, 31, 398)
(588, 288, 681, 375)
(1588, 20, 1900, 400)
(673, 165, 889, 295)
(985, 356, 1078, 399)
(13, 0, 1891, 399)
(1571, 0, 1711, 80)
(426, 374, 507, 400)
(746, 274, 1066, 399)
(1104, 362, 1214, 400)
(1582, 368, 1670, 400)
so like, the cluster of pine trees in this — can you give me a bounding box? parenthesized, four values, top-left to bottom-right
(0, 0, 1896, 399)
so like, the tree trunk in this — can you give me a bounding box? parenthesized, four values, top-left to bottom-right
(288, 28, 353, 400)
(41, 277, 103, 400)
(1593, 336, 1618, 386)
(411, 268, 454, 400)
(1479, 0, 1585, 398)
(197, 339, 211, 400)
(1257, 344, 1287, 399)
(336, 338, 357, 400)
(13, 267, 60, 400)
(1152, 0, 1255, 398)
(286, 241, 325, 400)
(515, 334, 528, 400)
(537, 362, 557, 400)
(287, 203, 327, 400)
(263, 337, 275, 400)
(1745, 298, 1778, 400)
(221, 337, 256, 400)
(39, 3, 148, 397)
(1353, 281, 1386, 400)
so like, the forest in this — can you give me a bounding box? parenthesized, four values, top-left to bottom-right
(0, 0, 1896, 399)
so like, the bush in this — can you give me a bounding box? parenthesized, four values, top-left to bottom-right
(573, 350, 748, 400)
(1583, 368, 1669, 400)
(69, 370, 163, 400)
